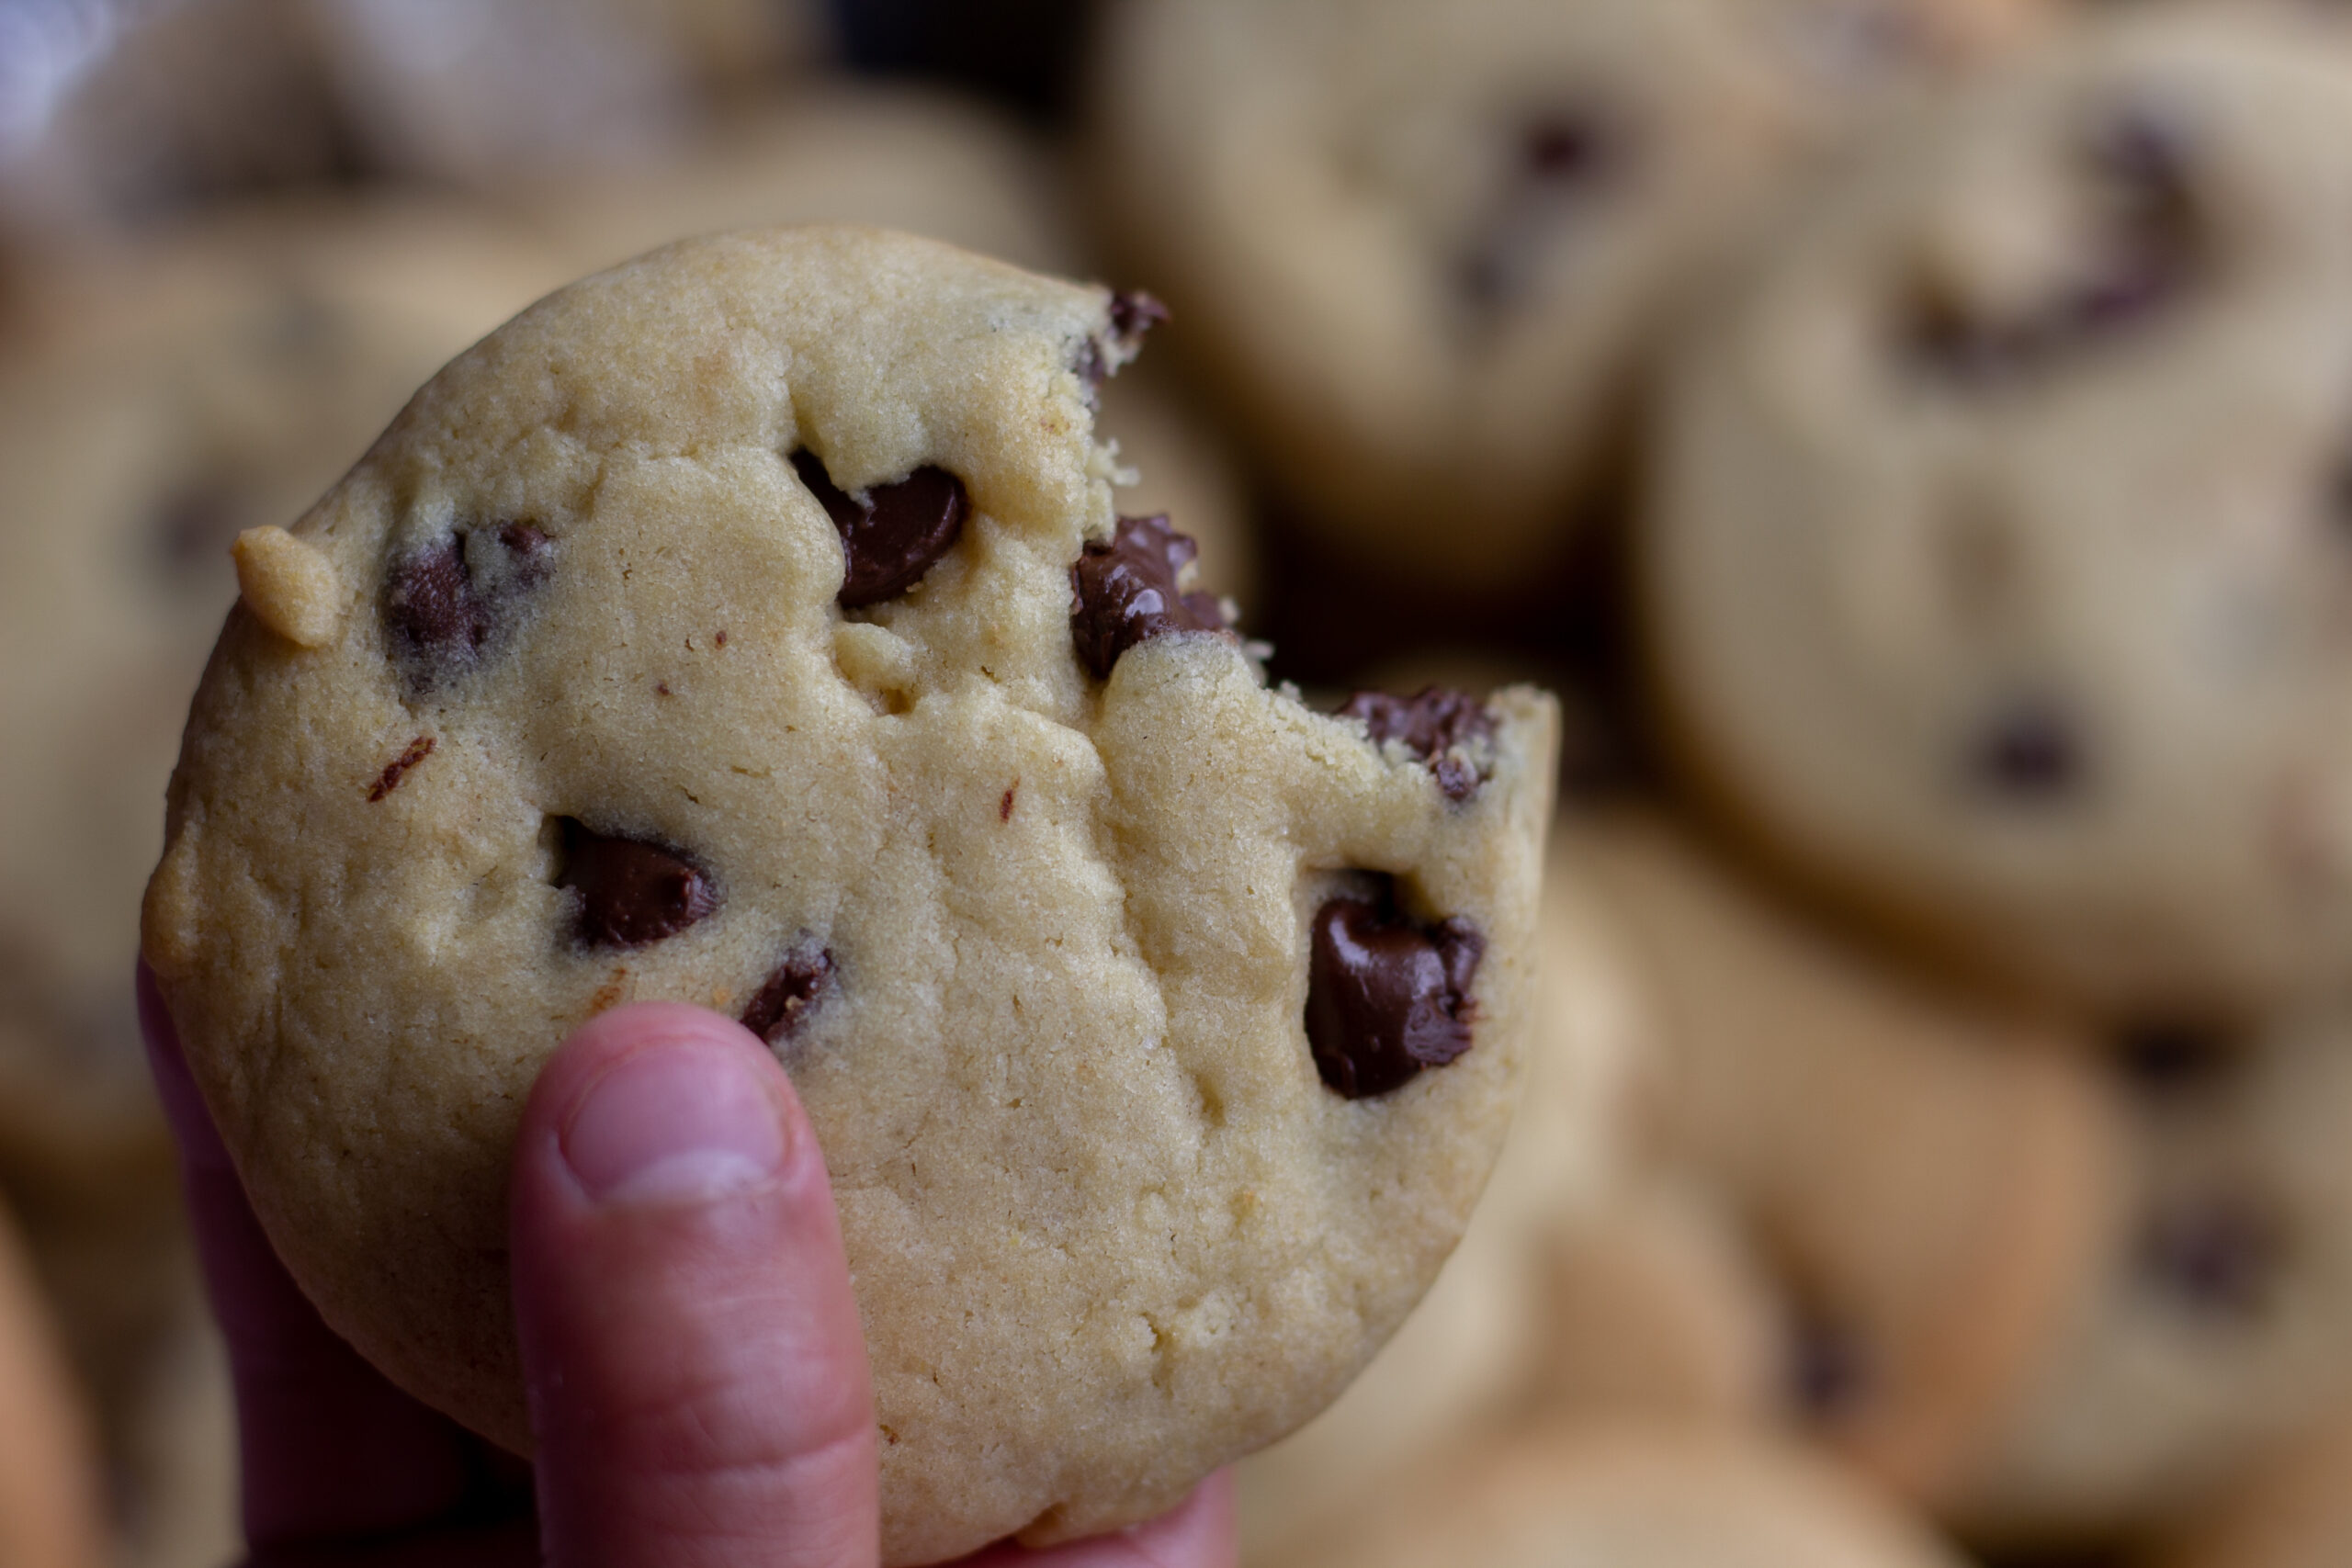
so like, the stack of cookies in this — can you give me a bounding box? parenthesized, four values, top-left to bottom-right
(11, 0, 2352, 1562)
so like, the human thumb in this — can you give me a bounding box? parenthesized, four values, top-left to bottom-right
(510, 1001, 878, 1568)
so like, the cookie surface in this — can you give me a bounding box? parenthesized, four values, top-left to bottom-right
(1283, 1421, 1968, 1568)
(1089, 0, 2037, 592)
(141, 226, 1557, 1563)
(1646, 8, 2352, 1017)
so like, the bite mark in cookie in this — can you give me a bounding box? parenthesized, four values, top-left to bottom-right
(741, 942, 834, 1044)
(555, 818, 718, 949)
(1337, 687, 1498, 803)
(1069, 513, 1229, 679)
(791, 451, 969, 608)
(383, 523, 552, 692)
(1306, 881, 1483, 1100)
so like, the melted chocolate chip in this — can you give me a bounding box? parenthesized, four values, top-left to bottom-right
(791, 451, 968, 608)
(2138, 1191, 2284, 1321)
(1306, 884, 1483, 1100)
(555, 818, 718, 949)
(1906, 107, 2200, 385)
(741, 943, 833, 1044)
(1337, 687, 1498, 803)
(1069, 513, 1230, 679)
(382, 523, 551, 692)
(1968, 698, 2082, 800)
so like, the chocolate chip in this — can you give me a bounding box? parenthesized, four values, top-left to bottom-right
(1069, 513, 1230, 679)
(741, 942, 833, 1044)
(1305, 882, 1483, 1100)
(382, 523, 551, 692)
(2114, 1022, 2235, 1097)
(555, 818, 718, 949)
(791, 451, 968, 608)
(1459, 105, 1624, 313)
(2138, 1190, 2283, 1321)
(1338, 687, 1498, 803)
(1967, 698, 2082, 800)
(1905, 106, 2200, 386)
(1076, 290, 1169, 395)
(1787, 1308, 1871, 1419)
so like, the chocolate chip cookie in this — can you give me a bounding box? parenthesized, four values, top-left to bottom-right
(1646, 7, 2352, 1018)
(141, 226, 1559, 1564)
(1089, 0, 2039, 593)
(1570, 812, 2120, 1506)
(1947, 1012, 2352, 1545)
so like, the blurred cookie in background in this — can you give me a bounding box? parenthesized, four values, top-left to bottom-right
(1087, 0, 2042, 602)
(1946, 1015, 2352, 1550)
(2155, 1402, 2352, 1568)
(0, 1199, 104, 1568)
(0, 195, 560, 1562)
(1238, 849, 1646, 1563)
(1284, 1421, 1969, 1568)
(1645, 6, 2352, 1022)
(1571, 812, 2120, 1507)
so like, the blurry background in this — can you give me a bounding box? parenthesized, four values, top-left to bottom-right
(5, 1, 2352, 1565)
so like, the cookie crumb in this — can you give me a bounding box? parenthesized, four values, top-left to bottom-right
(233, 526, 343, 648)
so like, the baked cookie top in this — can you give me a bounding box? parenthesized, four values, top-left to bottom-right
(1646, 8, 2352, 1018)
(141, 226, 1557, 1564)
(1089, 0, 2040, 592)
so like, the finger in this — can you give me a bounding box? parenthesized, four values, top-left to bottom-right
(137, 964, 495, 1546)
(954, 1472, 1238, 1568)
(512, 1002, 878, 1568)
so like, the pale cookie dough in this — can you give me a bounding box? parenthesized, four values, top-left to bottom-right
(1284, 1421, 1969, 1568)
(141, 227, 1558, 1565)
(1948, 1014, 2352, 1545)
(1571, 813, 2120, 1506)
(1088, 0, 2041, 593)
(1646, 8, 2352, 1019)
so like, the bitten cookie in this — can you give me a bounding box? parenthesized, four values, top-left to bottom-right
(1646, 7, 2352, 1018)
(1947, 1014, 2352, 1545)
(1089, 0, 2039, 593)
(1284, 1421, 1969, 1568)
(1571, 813, 2120, 1506)
(141, 227, 1558, 1564)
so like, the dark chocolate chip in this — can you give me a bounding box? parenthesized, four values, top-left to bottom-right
(1076, 290, 1169, 396)
(1306, 882, 1483, 1100)
(741, 943, 833, 1044)
(1337, 687, 1498, 803)
(1069, 513, 1229, 679)
(1967, 698, 2082, 800)
(2138, 1190, 2284, 1321)
(791, 450, 968, 608)
(1905, 106, 2200, 386)
(1458, 105, 1624, 313)
(2113, 1022, 2236, 1097)
(1786, 1307, 1871, 1419)
(382, 523, 551, 692)
(1108, 290, 1169, 344)
(555, 818, 718, 949)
